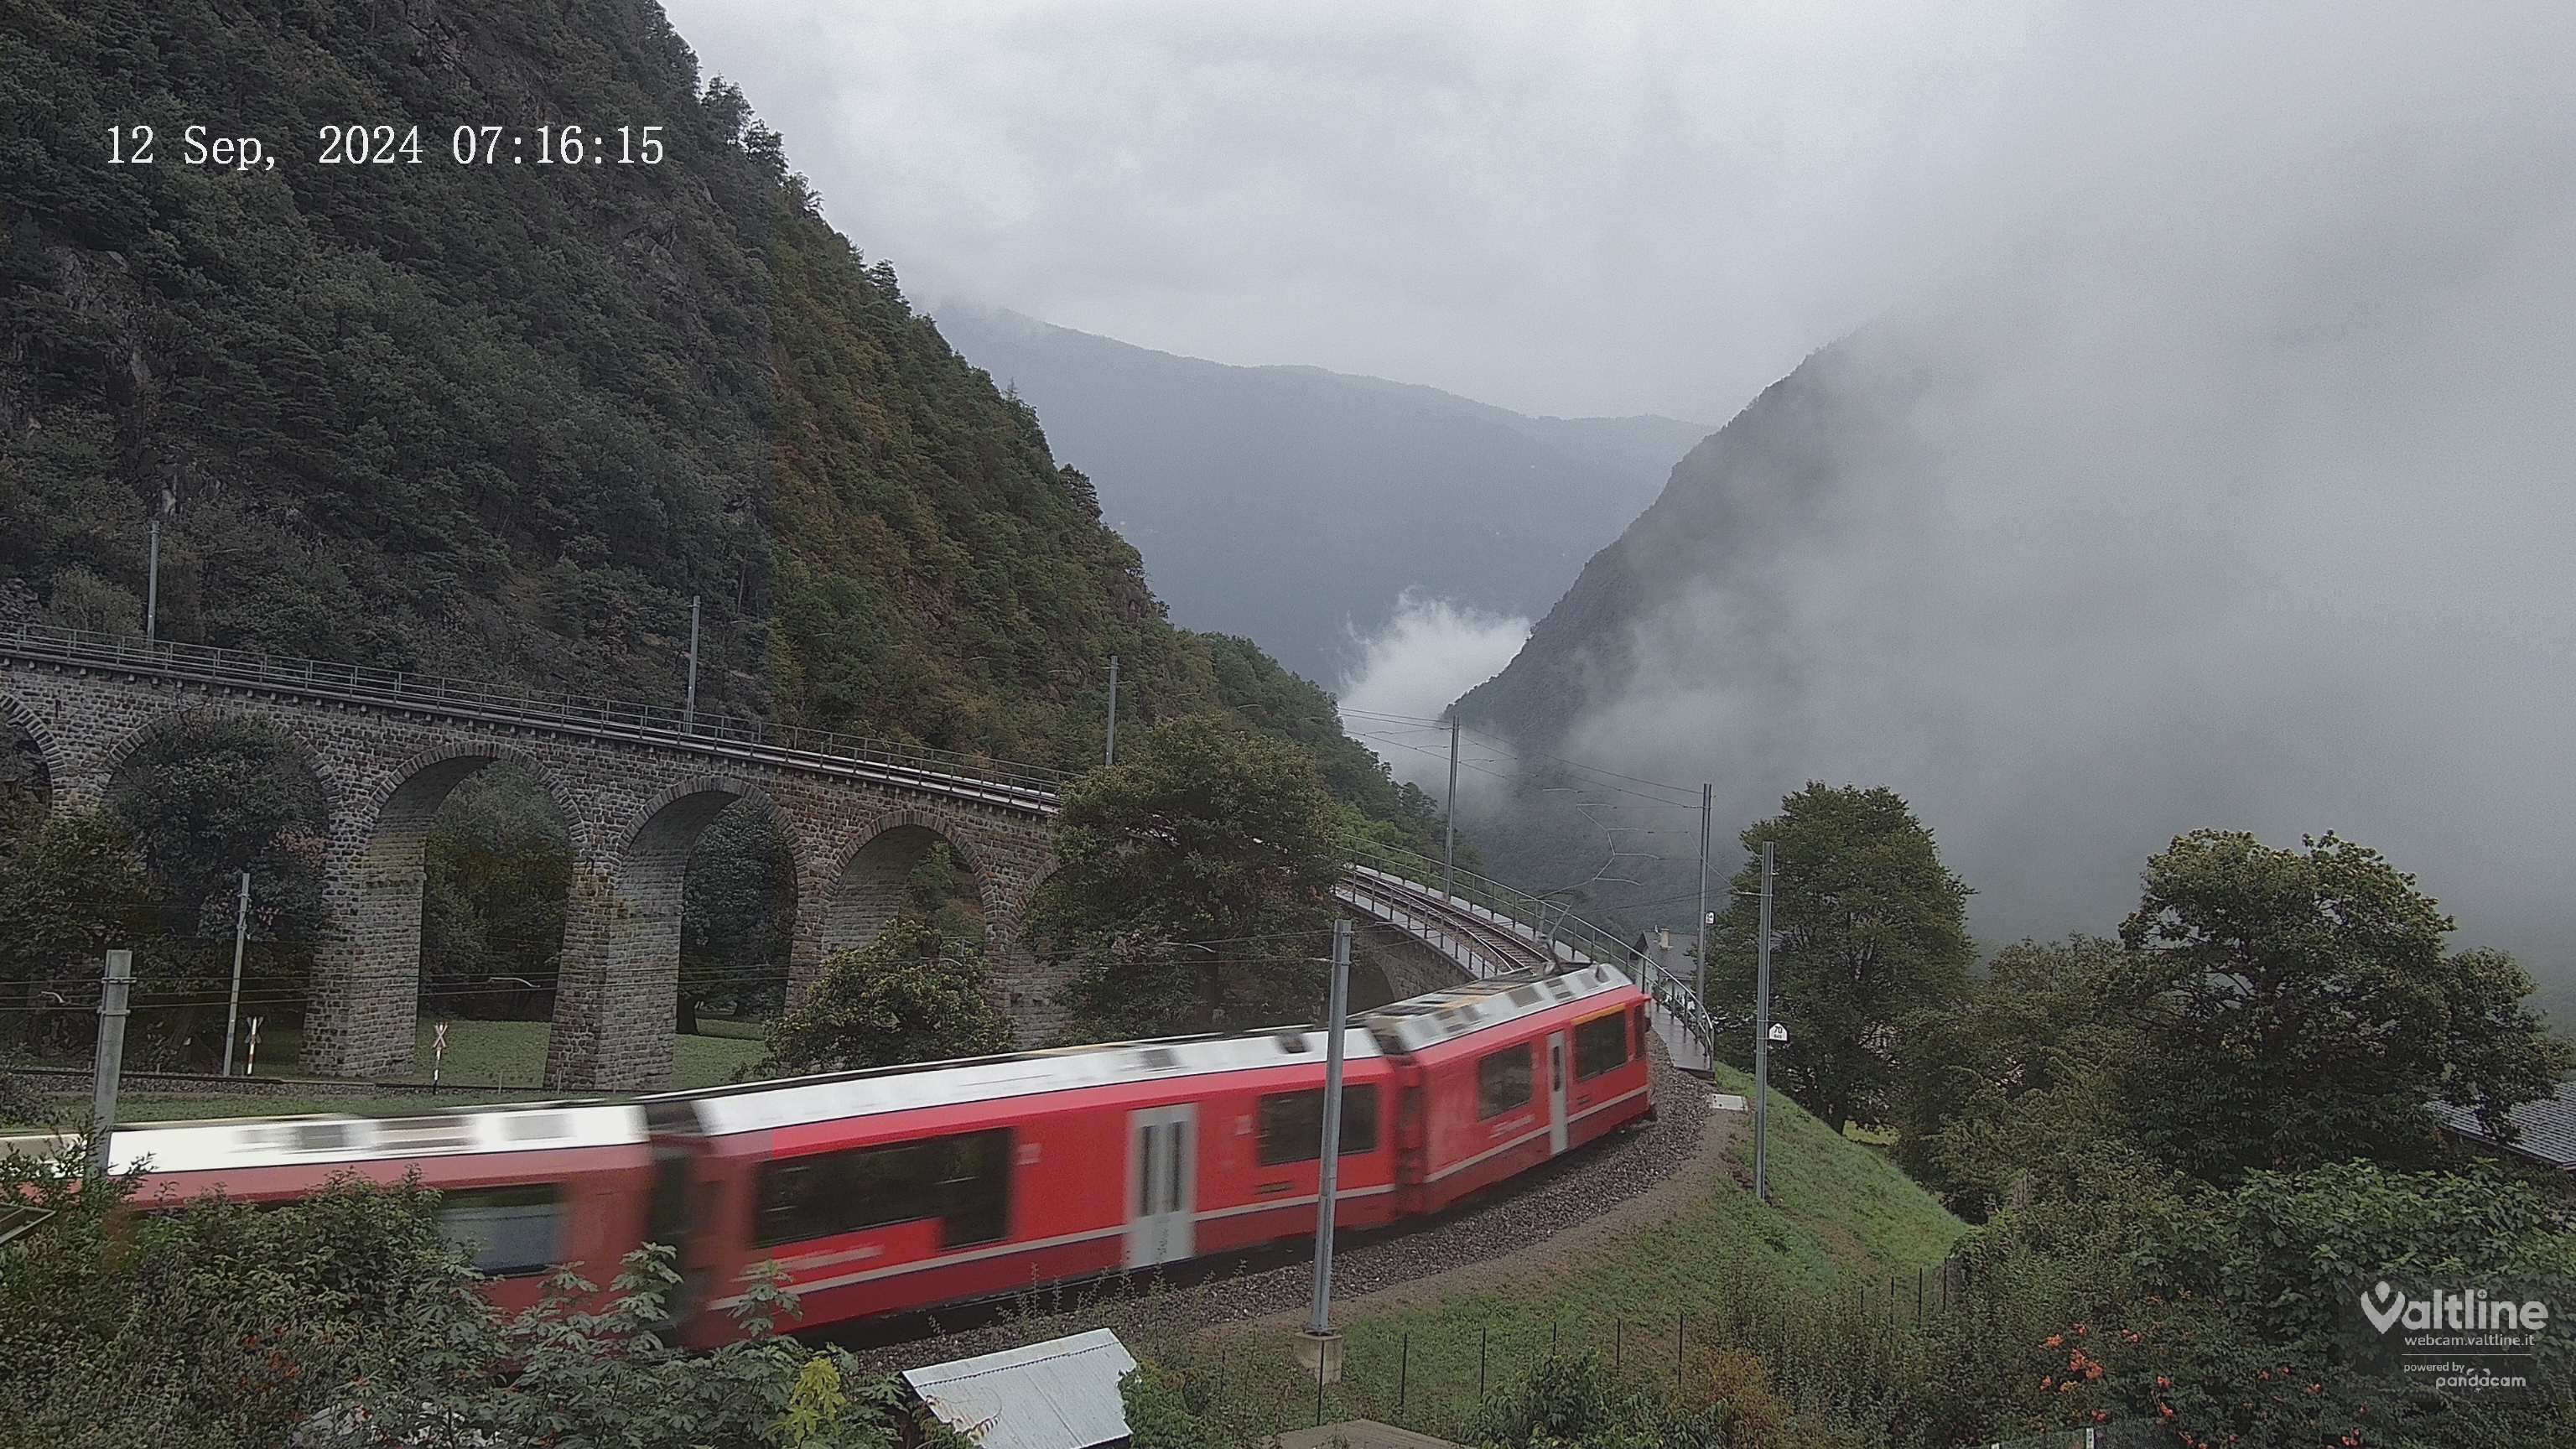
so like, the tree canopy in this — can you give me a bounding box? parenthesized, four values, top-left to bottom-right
(1708, 782, 1974, 1133)
(2112, 828, 2573, 1182)
(759, 916, 1010, 1075)
(1028, 715, 1344, 1037)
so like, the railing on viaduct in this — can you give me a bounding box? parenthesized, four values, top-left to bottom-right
(0, 621, 1729, 1070)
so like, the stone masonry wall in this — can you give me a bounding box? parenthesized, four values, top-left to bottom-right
(0, 657, 1063, 1090)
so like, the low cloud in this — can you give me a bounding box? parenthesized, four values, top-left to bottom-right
(1336, 590, 1529, 792)
(1560, 5, 2576, 977)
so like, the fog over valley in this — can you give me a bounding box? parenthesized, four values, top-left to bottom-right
(544, 3, 2576, 992)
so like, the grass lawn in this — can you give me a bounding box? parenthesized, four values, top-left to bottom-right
(5, 1021, 771, 1130)
(227, 1018, 765, 1091)
(1166, 1062, 1969, 1436)
(19, 1092, 526, 1128)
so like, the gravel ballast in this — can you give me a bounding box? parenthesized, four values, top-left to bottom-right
(832, 1039, 1737, 1373)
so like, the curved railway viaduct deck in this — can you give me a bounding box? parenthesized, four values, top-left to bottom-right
(1, 624, 1721, 1091)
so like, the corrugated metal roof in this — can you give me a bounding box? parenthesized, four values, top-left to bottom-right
(2432, 1081, 2576, 1169)
(904, 1329, 1137, 1449)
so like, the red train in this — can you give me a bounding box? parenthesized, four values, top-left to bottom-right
(8, 964, 1653, 1343)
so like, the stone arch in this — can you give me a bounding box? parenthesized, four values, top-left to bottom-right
(356, 741, 592, 865)
(1342, 911, 1474, 1009)
(813, 808, 998, 963)
(548, 774, 786, 1092)
(988, 860, 1074, 1047)
(96, 703, 316, 787)
(0, 689, 61, 823)
(302, 741, 585, 1079)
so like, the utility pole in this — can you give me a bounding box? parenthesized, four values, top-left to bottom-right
(221, 871, 250, 1075)
(1442, 714, 1461, 899)
(683, 594, 701, 733)
(1695, 783, 1711, 1017)
(1753, 839, 1774, 1203)
(88, 950, 134, 1181)
(144, 518, 160, 643)
(1104, 655, 1119, 765)
(1306, 918, 1353, 1344)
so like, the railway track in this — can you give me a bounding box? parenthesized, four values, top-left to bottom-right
(1, 1062, 555, 1101)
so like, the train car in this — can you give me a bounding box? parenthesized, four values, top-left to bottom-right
(646, 1024, 1405, 1345)
(0, 1102, 662, 1317)
(1362, 963, 1654, 1216)
(3, 964, 1657, 1343)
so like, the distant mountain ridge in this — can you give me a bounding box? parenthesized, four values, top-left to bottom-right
(934, 308, 1707, 684)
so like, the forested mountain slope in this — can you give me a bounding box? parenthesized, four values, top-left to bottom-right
(935, 307, 1706, 683)
(0, 0, 1429, 839)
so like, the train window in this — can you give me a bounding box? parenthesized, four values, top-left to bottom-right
(1254, 1085, 1380, 1165)
(437, 1183, 564, 1278)
(753, 1130, 1015, 1249)
(1575, 1011, 1630, 1080)
(1478, 1045, 1535, 1119)
(646, 1145, 698, 1251)
(937, 1129, 1013, 1249)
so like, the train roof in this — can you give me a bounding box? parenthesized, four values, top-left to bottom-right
(664, 1025, 1393, 1138)
(1359, 961, 1636, 1054)
(0, 1099, 645, 1177)
(662, 964, 1640, 1137)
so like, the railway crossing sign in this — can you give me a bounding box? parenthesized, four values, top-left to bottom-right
(432, 1021, 449, 1085)
(1767, 1023, 1789, 1044)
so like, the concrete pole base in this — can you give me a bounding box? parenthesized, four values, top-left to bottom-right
(1295, 1330, 1345, 1385)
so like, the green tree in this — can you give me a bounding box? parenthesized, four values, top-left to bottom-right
(1027, 715, 1343, 1038)
(1962, 1160, 2576, 1446)
(103, 719, 330, 1064)
(421, 765, 571, 1020)
(0, 808, 154, 1054)
(1708, 784, 1973, 1133)
(680, 802, 799, 1030)
(760, 917, 1011, 1075)
(106, 719, 328, 941)
(0, 1144, 940, 1449)
(1892, 935, 2134, 1217)
(2112, 829, 2573, 1182)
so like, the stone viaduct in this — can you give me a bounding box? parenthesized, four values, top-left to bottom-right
(0, 626, 1478, 1091)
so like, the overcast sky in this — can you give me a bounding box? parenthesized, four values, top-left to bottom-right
(658, 1, 2146, 421)
(666, 3, 2576, 984)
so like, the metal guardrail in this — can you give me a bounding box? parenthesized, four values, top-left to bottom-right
(1345, 842, 1732, 1064)
(0, 621, 1072, 805)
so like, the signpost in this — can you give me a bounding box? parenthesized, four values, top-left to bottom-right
(1301, 918, 1353, 1389)
(221, 871, 250, 1075)
(87, 950, 134, 1181)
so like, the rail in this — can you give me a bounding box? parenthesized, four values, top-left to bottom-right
(0, 621, 1072, 804)
(1344, 842, 1734, 1063)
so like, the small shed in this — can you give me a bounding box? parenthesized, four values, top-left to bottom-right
(903, 1329, 1139, 1449)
